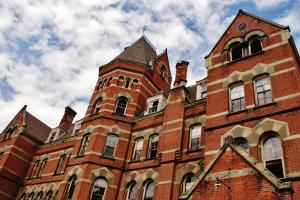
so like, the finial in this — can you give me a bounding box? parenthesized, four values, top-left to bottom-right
(142, 26, 147, 35)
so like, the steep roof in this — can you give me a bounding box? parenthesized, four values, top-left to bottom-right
(179, 136, 291, 199)
(112, 35, 157, 65)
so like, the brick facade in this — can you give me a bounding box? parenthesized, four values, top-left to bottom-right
(0, 10, 299, 200)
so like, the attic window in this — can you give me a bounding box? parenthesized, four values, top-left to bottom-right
(238, 23, 247, 31)
(230, 44, 243, 61)
(48, 131, 57, 143)
(148, 100, 159, 114)
(3, 126, 15, 140)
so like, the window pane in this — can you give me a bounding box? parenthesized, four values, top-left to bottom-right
(106, 135, 118, 147)
(263, 137, 283, 161)
(145, 182, 154, 198)
(136, 139, 143, 150)
(128, 183, 137, 200)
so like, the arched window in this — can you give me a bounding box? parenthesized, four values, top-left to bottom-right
(126, 181, 137, 200)
(229, 83, 245, 112)
(107, 77, 113, 87)
(93, 97, 103, 114)
(55, 154, 66, 175)
(143, 180, 154, 200)
(103, 134, 118, 157)
(102, 79, 107, 89)
(254, 75, 272, 106)
(133, 138, 143, 161)
(19, 193, 26, 200)
(63, 175, 77, 200)
(249, 36, 262, 54)
(189, 125, 201, 151)
(115, 97, 128, 115)
(36, 191, 43, 200)
(78, 134, 90, 156)
(230, 43, 243, 61)
(181, 174, 196, 195)
(234, 137, 249, 151)
(90, 177, 107, 200)
(148, 134, 159, 159)
(262, 134, 284, 178)
(28, 192, 34, 200)
(30, 160, 40, 178)
(38, 158, 48, 177)
(45, 190, 53, 200)
(117, 76, 124, 87)
(160, 65, 166, 77)
(96, 81, 102, 90)
(125, 78, 131, 88)
(131, 79, 138, 90)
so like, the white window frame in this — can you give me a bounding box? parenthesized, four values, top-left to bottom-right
(248, 37, 263, 55)
(189, 125, 201, 151)
(254, 75, 272, 106)
(90, 178, 107, 200)
(229, 83, 245, 112)
(133, 138, 143, 161)
(103, 134, 119, 157)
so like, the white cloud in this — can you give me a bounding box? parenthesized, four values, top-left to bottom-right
(252, 0, 290, 10)
(2, 0, 296, 132)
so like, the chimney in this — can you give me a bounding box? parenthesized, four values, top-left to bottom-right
(59, 106, 77, 131)
(174, 61, 189, 87)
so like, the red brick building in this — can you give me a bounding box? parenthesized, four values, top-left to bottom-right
(1, 10, 300, 200)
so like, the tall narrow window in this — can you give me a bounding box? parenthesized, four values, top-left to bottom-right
(133, 138, 143, 161)
(96, 81, 103, 90)
(48, 131, 57, 143)
(255, 76, 272, 106)
(189, 125, 201, 151)
(181, 174, 196, 195)
(94, 97, 103, 114)
(103, 134, 118, 157)
(160, 65, 166, 77)
(45, 190, 53, 200)
(249, 37, 262, 54)
(230, 43, 243, 61)
(125, 78, 131, 88)
(230, 84, 245, 112)
(148, 100, 159, 114)
(36, 192, 43, 200)
(115, 97, 128, 115)
(55, 154, 66, 174)
(90, 178, 107, 200)
(107, 77, 113, 87)
(31, 160, 40, 178)
(19, 193, 26, 200)
(78, 134, 90, 156)
(131, 79, 138, 90)
(63, 175, 77, 200)
(143, 181, 154, 200)
(117, 76, 124, 87)
(28, 192, 34, 200)
(262, 134, 284, 178)
(4, 127, 15, 140)
(148, 134, 159, 159)
(38, 158, 48, 177)
(102, 79, 107, 88)
(127, 182, 137, 200)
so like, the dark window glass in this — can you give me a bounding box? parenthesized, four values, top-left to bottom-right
(189, 125, 201, 151)
(250, 38, 262, 54)
(63, 175, 77, 200)
(144, 181, 154, 200)
(36, 192, 43, 200)
(125, 78, 131, 88)
(38, 158, 47, 177)
(31, 160, 40, 178)
(127, 182, 137, 200)
(234, 137, 249, 151)
(45, 190, 53, 200)
(115, 97, 128, 115)
(90, 178, 107, 200)
(148, 100, 159, 114)
(55, 154, 66, 174)
(231, 45, 243, 61)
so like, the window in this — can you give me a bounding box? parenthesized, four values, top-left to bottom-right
(148, 134, 159, 159)
(148, 100, 159, 114)
(63, 175, 77, 200)
(45, 190, 53, 200)
(126, 182, 137, 200)
(160, 65, 166, 77)
(201, 85, 207, 99)
(131, 79, 138, 90)
(96, 81, 103, 90)
(94, 97, 103, 114)
(133, 138, 143, 161)
(4, 127, 15, 140)
(36, 192, 43, 200)
(125, 78, 131, 88)
(19, 193, 26, 200)
(31, 160, 40, 178)
(78, 134, 90, 156)
(90, 178, 107, 200)
(230, 43, 243, 61)
(28, 192, 34, 200)
(230, 84, 245, 112)
(48, 131, 57, 143)
(107, 77, 113, 87)
(38, 158, 47, 177)
(189, 125, 201, 151)
(102, 79, 107, 88)
(234, 137, 249, 151)
(254, 76, 272, 106)
(103, 134, 118, 157)
(117, 76, 124, 87)
(249, 37, 262, 54)
(55, 154, 66, 175)
(262, 135, 284, 178)
(181, 174, 196, 195)
(115, 97, 128, 115)
(143, 181, 154, 200)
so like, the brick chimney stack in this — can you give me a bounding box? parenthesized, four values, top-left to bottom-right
(174, 61, 189, 87)
(59, 106, 77, 131)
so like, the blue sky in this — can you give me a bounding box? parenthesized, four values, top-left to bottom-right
(0, 0, 299, 130)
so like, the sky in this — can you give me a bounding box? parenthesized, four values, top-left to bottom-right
(0, 0, 300, 131)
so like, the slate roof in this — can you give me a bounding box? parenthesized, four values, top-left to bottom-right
(111, 35, 157, 65)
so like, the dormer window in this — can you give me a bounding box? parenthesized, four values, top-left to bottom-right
(148, 100, 159, 114)
(48, 131, 57, 143)
(196, 83, 207, 100)
(230, 43, 243, 61)
(249, 36, 262, 55)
